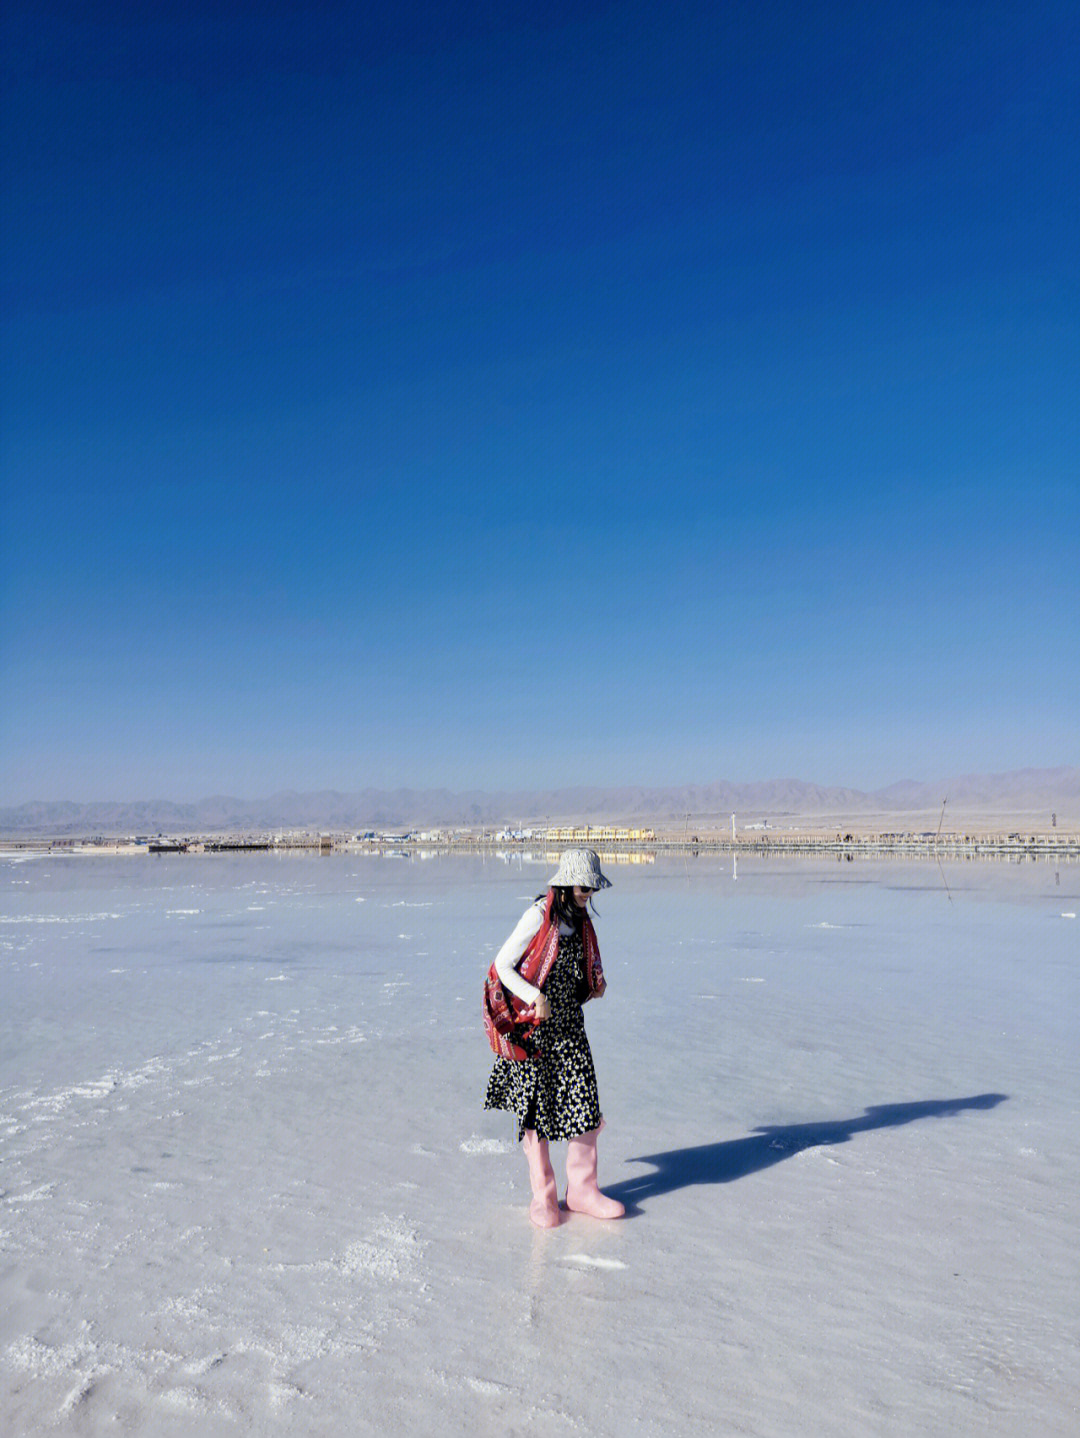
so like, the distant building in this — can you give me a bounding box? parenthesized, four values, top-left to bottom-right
(542, 825, 656, 843)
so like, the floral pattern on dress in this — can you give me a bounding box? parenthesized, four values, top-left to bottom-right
(483, 931, 603, 1142)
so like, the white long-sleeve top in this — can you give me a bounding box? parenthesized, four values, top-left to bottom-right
(493, 900, 579, 1005)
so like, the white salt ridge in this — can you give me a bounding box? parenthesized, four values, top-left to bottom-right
(465, 1377, 511, 1395)
(0, 912, 123, 923)
(17, 1057, 167, 1114)
(4, 1182, 56, 1203)
(58, 1375, 98, 1416)
(561, 1254, 627, 1270)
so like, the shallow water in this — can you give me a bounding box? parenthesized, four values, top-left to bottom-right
(2, 851, 1078, 1435)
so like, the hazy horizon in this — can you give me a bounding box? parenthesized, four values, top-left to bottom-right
(3, 765, 1077, 833)
(2, 763, 1079, 813)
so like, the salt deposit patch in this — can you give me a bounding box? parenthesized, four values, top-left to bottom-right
(4, 1182, 56, 1203)
(466, 1376, 512, 1395)
(20, 1057, 169, 1115)
(185, 1352, 226, 1376)
(23, 1078, 117, 1111)
(158, 1385, 209, 1412)
(337, 1218, 423, 1282)
(268, 1215, 424, 1286)
(268, 1379, 306, 1408)
(561, 1254, 627, 1271)
(7, 1334, 85, 1376)
(429, 1370, 513, 1398)
(460, 1136, 511, 1155)
(312, 1025, 366, 1046)
(58, 1374, 99, 1415)
(0, 912, 123, 924)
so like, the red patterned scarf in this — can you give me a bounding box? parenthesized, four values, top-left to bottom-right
(483, 890, 604, 1061)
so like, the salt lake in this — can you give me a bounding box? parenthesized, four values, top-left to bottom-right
(2, 850, 1077, 1435)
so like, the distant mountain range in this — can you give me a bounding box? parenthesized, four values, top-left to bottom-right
(1, 767, 1076, 836)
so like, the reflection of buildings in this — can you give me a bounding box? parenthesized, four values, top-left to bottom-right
(543, 849, 655, 866)
(542, 826, 656, 843)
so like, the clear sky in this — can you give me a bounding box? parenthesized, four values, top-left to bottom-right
(2, 1, 1077, 804)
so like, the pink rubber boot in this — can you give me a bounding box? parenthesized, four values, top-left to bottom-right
(522, 1130, 561, 1228)
(565, 1128, 625, 1219)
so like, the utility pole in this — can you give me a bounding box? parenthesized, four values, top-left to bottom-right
(936, 797, 948, 839)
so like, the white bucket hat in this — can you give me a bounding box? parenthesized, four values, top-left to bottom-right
(548, 848, 612, 891)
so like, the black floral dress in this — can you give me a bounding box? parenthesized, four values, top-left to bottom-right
(483, 930, 603, 1142)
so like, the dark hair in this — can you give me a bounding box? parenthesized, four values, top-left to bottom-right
(538, 886, 592, 928)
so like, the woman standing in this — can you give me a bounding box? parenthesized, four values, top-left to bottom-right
(483, 848, 625, 1227)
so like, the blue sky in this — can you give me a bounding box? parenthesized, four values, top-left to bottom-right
(2, 1, 1077, 804)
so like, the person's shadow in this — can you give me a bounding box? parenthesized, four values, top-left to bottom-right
(605, 1093, 1008, 1212)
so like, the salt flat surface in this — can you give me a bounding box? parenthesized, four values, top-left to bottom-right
(1, 851, 1077, 1436)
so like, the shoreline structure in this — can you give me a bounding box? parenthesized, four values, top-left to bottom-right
(3, 822, 1078, 860)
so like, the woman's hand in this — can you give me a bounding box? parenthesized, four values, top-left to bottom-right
(594, 978, 607, 999)
(530, 993, 551, 1022)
